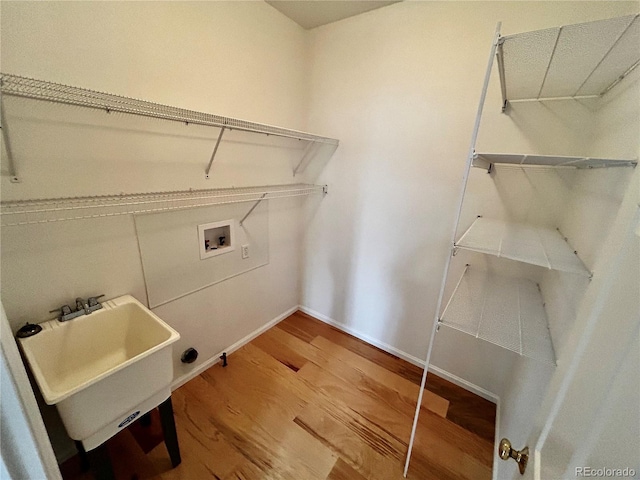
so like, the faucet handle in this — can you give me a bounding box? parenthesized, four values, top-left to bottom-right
(49, 305, 73, 321)
(49, 305, 72, 316)
(88, 295, 105, 307)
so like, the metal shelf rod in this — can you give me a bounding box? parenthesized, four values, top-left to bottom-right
(0, 184, 325, 226)
(508, 95, 600, 103)
(205, 127, 226, 178)
(239, 193, 267, 227)
(1, 184, 320, 212)
(438, 263, 470, 325)
(536, 27, 563, 99)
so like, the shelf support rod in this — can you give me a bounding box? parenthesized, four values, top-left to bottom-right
(599, 58, 640, 98)
(293, 141, 316, 177)
(205, 127, 226, 179)
(536, 27, 563, 100)
(403, 21, 501, 478)
(496, 38, 508, 113)
(239, 193, 267, 227)
(0, 95, 20, 183)
(575, 14, 639, 97)
(440, 264, 470, 322)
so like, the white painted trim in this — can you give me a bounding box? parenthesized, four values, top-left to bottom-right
(493, 397, 502, 480)
(428, 365, 499, 404)
(170, 305, 298, 390)
(0, 302, 62, 479)
(298, 305, 500, 404)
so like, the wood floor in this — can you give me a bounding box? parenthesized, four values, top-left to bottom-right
(61, 311, 495, 480)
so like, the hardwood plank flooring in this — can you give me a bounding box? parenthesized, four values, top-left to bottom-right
(279, 312, 496, 442)
(61, 310, 495, 480)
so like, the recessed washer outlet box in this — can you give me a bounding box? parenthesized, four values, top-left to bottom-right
(198, 220, 236, 260)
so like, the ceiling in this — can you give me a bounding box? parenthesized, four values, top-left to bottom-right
(265, 1, 402, 30)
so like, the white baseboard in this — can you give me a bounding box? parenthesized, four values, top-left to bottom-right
(298, 305, 500, 404)
(171, 305, 298, 390)
(428, 365, 499, 404)
(298, 305, 427, 366)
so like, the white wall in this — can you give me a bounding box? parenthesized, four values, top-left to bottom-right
(0, 0, 313, 461)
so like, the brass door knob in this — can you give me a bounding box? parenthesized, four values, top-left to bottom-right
(499, 438, 529, 475)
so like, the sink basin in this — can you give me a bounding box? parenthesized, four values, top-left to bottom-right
(18, 295, 180, 450)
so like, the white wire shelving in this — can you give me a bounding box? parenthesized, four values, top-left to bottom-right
(439, 265, 556, 365)
(455, 217, 591, 277)
(0, 73, 339, 181)
(473, 152, 637, 170)
(406, 14, 637, 474)
(0, 74, 339, 145)
(0, 183, 325, 227)
(498, 14, 640, 111)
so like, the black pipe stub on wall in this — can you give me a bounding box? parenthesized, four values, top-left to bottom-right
(181, 348, 198, 364)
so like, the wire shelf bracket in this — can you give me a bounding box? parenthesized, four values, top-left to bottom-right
(0, 95, 20, 183)
(239, 193, 267, 227)
(205, 127, 226, 179)
(293, 141, 316, 177)
(496, 38, 508, 113)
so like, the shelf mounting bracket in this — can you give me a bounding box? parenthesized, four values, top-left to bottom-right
(240, 193, 267, 227)
(293, 141, 316, 177)
(205, 127, 226, 179)
(496, 37, 508, 113)
(0, 95, 20, 183)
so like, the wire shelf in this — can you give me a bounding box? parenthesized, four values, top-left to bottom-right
(0, 73, 339, 145)
(0, 183, 325, 227)
(440, 266, 556, 365)
(456, 217, 591, 276)
(499, 14, 640, 105)
(473, 152, 637, 170)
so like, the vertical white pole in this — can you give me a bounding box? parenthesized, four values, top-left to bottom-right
(403, 22, 501, 477)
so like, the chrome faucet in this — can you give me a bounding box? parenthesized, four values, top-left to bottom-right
(50, 295, 105, 322)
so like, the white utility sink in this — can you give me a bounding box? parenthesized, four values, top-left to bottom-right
(18, 295, 180, 450)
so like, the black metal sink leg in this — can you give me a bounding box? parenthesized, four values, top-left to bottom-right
(158, 396, 181, 468)
(75, 440, 90, 472)
(86, 443, 115, 480)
